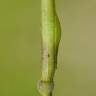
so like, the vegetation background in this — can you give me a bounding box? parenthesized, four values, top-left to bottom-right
(0, 0, 96, 96)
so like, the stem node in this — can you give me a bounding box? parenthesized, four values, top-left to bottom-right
(38, 80, 54, 96)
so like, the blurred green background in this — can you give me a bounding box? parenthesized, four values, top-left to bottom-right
(0, 0, 96, 96)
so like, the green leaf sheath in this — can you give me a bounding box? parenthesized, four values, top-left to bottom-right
(38, 0, 61, 96)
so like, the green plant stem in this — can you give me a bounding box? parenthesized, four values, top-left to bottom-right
(38, 0, 61, 96)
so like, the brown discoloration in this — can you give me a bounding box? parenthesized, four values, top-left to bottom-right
(42, 43, 49, 65)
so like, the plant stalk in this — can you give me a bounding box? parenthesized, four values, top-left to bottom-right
(38, 0, 61, 96)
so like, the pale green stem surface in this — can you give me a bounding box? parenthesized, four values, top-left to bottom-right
(38, 0, 61, 96)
